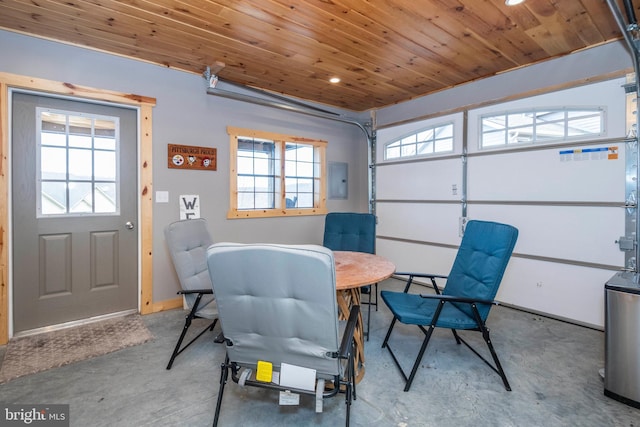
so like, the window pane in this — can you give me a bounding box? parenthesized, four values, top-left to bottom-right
(285, 194, 298, 207)
(41, 111, 66, 128)
(536, 123, 565, 141)
(95, 119, 116, 139)
(507, 113, 533, 127)
(417, 141, 433, 155)
(285, 160, 297, 176)
(69, 134, 92, 148)
(509, 127, 533, 143)
(94, 150, 116, 181)
(434, 138, 453, 152)
(94, 183, 116, 213)
(437, 124, 454, 138)
(238, 192, 255, 210)
(289, 144, 314, 162)
(417, 129, 434, 142)
(567, 116, 602, 135)
(254, 176, 272, 191)
(254, 157, 272, 174)
(41, 147, 67, 180)
(69, 182, 93, 213)
(238, 176, 255, 190)
(483, 130, 505, 147)
(535, 111, 557, 121)
(69, 148, 93, 180)
(386, 146, 400, 159)
(41, 181, 67, 214)
(401, 144, 416, 157)
(94, 137, 116, 150)
(483, 116, 506, 132)
(41, 132, 66, 147)
(296, 162, 314, 178)
(68, 116, 92, 148)
(254, 192, 273, 209)
(402, 135, 416, 145)
(297, 178, 313, 193)
(237, 156, 254, 174)
(285, 178, 298, 192)
(297, 193, 314, 208)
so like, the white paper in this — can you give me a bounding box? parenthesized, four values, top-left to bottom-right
(279, 391, 300, 406)
(279, 363, 316, 392)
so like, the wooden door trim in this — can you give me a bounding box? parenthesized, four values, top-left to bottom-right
(0, 72, 156, 344)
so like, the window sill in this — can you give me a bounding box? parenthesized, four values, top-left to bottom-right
(227, 208, 328, 219)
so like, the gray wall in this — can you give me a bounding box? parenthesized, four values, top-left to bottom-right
(0, 30, 369, 303)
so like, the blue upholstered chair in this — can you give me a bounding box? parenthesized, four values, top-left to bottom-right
(381, 220, 518, 391)
(207, 243, 359, 426)
(164, 218, 219, 370)
(323, 212, 377, 339)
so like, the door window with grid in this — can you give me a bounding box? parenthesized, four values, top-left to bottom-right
(37, 108, 119, 216)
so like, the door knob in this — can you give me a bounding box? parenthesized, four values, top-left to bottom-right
(125, 221, 135, 230)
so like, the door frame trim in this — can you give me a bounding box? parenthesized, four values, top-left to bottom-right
(0, 72, 156, 344)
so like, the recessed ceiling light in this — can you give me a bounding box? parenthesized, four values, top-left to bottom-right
(329, 77, 341, 84)
(505, 0, 525, 5)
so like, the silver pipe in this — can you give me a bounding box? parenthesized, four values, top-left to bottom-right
(216, 77, 341, 116)
(607, 0, 640, 273)
(206, 86, 368, 135)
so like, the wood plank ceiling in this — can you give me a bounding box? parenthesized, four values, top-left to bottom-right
(0, 0, 627, 112)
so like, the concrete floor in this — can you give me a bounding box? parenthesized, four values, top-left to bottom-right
(0, 277, 638, 427)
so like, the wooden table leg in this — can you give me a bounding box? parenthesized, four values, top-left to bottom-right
(336, 288, 365, 383)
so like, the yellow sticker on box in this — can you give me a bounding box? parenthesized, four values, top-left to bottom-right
(256, 360, 273, 382)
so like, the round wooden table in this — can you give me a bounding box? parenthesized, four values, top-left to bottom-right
(334, 251, 396, 383)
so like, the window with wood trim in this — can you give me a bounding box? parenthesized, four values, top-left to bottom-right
(227, 127, 327, 218)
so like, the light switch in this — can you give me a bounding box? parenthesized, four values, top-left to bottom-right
(156, 191, 169, 203)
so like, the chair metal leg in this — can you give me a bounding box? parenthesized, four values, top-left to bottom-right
(212, 356, 230, 427)
(404, 325, 436, 392)
(166, 318, 217, 369)
(381, 317, 397, 349)
(468, 304, 511, 391)
(374, 282, 378, 311)
(366, 296, 371, 341)
(344, 342, 356, 427)
(451, 329, 462, 344)
(345, 374, 351, 427)
(362, 283, 378, 341)
(481, 329, 511, 391)
(350, 339, 357, 402)
(167, 293, 218, 370)
(166, 313, 194, 370)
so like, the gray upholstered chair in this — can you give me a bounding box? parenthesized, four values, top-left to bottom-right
(164, 218, 219, 370)
(207, 243, 359, 426)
